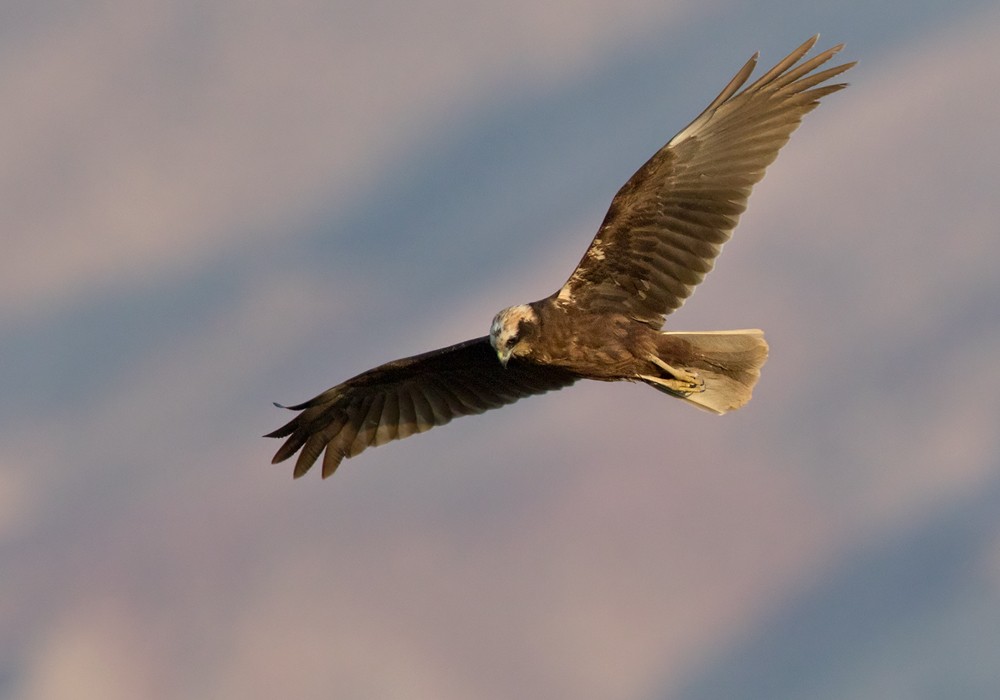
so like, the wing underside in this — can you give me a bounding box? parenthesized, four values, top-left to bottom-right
(266, 337, 578, 477)
(555, 36, 855, 326)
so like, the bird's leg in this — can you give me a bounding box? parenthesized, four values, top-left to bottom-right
(640, 356, 705, 395)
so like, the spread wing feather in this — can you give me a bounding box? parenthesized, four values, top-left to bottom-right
(266, 337, 578, 478)
(554, 36, 855, 325)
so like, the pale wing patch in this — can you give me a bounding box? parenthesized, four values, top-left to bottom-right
(556, 238, 611, 305)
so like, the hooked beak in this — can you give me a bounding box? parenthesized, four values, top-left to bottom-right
(496, 347, 512, 368)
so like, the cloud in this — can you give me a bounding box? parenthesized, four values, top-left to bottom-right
(4, 3, 1000, 699)
(0, 0, 689, 321)
(737, 7, 1000, 530)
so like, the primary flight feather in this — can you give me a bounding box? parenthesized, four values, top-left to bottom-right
(267, 36, 855, 478)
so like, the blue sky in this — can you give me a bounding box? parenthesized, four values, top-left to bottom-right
(3, 1, 1000, 698)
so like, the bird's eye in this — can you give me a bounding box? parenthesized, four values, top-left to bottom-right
(506, 336, 518, 349)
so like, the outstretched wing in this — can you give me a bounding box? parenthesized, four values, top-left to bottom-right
(266, 337, 578, 478)
(555, 36, 855, 326)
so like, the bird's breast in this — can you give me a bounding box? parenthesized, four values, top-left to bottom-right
(531, 312, 647, 378)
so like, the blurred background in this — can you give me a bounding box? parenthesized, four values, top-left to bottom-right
(3, 1, 999, 698)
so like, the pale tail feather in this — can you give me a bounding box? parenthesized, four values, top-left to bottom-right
(649, 329, 769, 414)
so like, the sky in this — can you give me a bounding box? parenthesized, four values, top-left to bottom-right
(2, 1, 1000, 698)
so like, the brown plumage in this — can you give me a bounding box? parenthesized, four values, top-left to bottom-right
(267, 36, 855, 477)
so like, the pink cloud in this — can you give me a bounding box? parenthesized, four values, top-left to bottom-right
(6, 5, 1000, 699)
(0, 0, 686, 320)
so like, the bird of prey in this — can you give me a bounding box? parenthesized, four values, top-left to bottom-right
(267, 36, 854, 478)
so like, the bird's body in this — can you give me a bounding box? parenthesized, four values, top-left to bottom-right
(267, 37, 855, 478)
(489, 300, 767, 410)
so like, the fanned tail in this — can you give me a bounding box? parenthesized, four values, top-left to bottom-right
(647, 329, 769, 414)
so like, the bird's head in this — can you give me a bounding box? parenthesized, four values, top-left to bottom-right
(489, 304, 538, 367)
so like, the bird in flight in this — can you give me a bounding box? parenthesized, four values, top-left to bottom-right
(267, 36, 854, 478)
